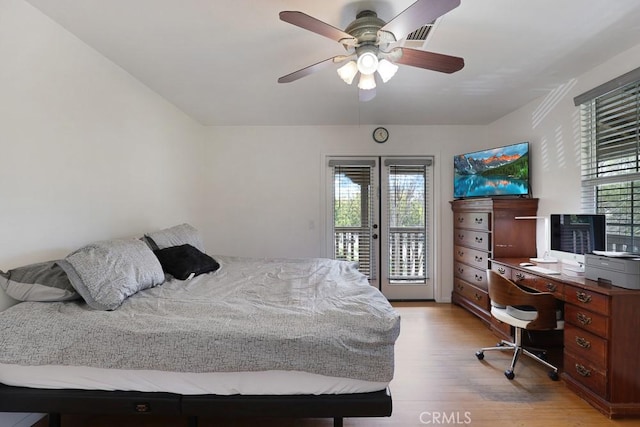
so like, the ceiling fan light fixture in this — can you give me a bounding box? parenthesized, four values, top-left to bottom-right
(337, 60, 358, 85)
(357, 51, 379, 75)
(358, 73, 376, 90)
(377, 59, 399, 83)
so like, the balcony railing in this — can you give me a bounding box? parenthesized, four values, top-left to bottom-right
(335, 227, 426, 281)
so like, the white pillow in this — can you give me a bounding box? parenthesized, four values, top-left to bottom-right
(58, 239, 164, 310)
(144, 223, 205, 252)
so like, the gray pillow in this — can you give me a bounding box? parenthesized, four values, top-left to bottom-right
(58, 239, 164, 311)
(144, 223, 205, 252)
(0, 260, 79, 302)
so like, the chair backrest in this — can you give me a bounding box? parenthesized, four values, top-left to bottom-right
(486, 270, 558, 330)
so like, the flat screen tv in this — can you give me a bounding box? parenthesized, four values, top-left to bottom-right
(453, 142, 530, 199)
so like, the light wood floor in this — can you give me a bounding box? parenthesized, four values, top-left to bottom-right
(35, 302, 639, 427)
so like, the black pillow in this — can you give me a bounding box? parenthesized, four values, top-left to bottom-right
(153, 244, 219, 280)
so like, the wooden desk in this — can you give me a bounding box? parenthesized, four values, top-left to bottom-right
(491, 258, 640, 419)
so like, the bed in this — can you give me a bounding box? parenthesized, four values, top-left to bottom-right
(0, 225, 400, 426)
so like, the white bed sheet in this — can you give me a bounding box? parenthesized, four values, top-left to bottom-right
(0, 363, 388, 395)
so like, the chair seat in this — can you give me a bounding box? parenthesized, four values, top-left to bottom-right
(506, 305, 563, 321)
(491, 306, 564, 330)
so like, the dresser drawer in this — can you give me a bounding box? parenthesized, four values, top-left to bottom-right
(454, 230, 491, 251)
(454, 245, 490, 269)
(564, 352, 607, 398)
(454, 212, 490, 231)
(453, 278, 489, 311)
(564, 285, 610, 316)
(454, 262, 488, 291)
(565, 304, 609, 338)
(564, 323, 607, 367)
(511, 269, 564, 299)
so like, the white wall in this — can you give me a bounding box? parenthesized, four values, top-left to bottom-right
(0, 0, 206, 310)
(487, 41, 640, 257)
(202, 125, 488, 302)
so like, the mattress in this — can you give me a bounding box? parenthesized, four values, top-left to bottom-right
(0, 256, 400, 394)
(0, 365, 387, 395)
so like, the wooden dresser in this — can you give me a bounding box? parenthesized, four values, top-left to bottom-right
(492, 258, 640, 418)
(450, 198, 538, 330)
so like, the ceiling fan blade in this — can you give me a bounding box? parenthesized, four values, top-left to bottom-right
(394, 47, 464, 73)
(278, 55, 352, 84)
(359, 87, 377, 102)
(379, 0, 460, 41)
(280, 11, 357, 45)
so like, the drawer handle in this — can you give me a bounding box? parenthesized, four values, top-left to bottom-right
(576, 291, 592, 304)
(475, 236, 483, 243)
(457, 267, 464, 274)
(475, 217, 484, 224)
(497, 267, 506, 274)
(515, 272, 525, 281)
(576, 312, 592, 326)
(475, 274, 483, 282)
(575, 336, 591, 349)
(474, 293, 482, 301)
(575, 364, 592, 377)
(457, 234, 464, 241)
(475, 255, 483, 263)
(545, 282, 557, 292)
(457, 217, 464, 223)
(456, 283, 464, 291)
(457, 250, 464, 257)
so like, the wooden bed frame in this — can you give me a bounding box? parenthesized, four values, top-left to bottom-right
(0, 384, 392, 427)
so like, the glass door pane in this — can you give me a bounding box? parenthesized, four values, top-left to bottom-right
(329, 158, 379, 287)
(381, 158, 433, 299)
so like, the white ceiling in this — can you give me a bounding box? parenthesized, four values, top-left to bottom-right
(24, 0, 640, 126)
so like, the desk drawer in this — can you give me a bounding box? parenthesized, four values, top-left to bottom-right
(454, 212, 490, 231)
(491, 314, 513, 339)
(454, 230, 491, 251)
(564, 285, 609, 316)
(454, 262, 488, 290)
(511, 269, 564, 299)
(564, 324, 607, 367)
(564, 352, 607, 398)
(491, 263, 512, 277)
(565, 304, 609, 338)
(454, 245, 490, 269)
(453, 278, 489, 311)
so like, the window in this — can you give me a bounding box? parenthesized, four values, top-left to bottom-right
(578, 69, 640, 252)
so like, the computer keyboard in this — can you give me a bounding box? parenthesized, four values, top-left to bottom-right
(524, 265, 560, 275)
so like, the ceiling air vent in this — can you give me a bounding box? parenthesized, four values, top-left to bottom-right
(406, 24, 433, 41)
(403, 23, 434, 49)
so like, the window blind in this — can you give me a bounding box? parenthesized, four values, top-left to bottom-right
(580, 78, 640, 251)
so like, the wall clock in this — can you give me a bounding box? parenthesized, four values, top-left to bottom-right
(373, 127, 389, 143)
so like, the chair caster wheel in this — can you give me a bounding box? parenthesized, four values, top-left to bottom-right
(504, 370, 515, 380)
(548, 371, 559, 381)
(475, 351, 484, 360)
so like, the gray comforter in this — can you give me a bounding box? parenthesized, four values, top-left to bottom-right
(0, 256, 400, 382)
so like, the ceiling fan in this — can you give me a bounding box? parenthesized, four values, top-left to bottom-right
(278, 0, 465, 102)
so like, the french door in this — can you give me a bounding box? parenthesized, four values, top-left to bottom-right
(327, 156, 434, 300)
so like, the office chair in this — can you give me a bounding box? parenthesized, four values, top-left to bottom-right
(475, 270, 563, 381)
